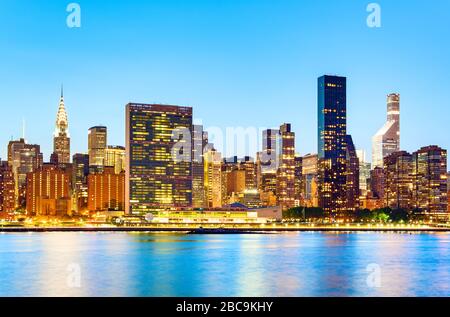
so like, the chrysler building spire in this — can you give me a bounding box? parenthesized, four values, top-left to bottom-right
(55, 85, 69, 137)
(53, 86, 71, 164)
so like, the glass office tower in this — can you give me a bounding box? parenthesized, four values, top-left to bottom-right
(372, 93, 401, 168)
(318, 75, 348, 215)
(125, 104, 193, 215)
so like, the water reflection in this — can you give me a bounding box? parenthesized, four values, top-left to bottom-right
(0, 232, 449, 297)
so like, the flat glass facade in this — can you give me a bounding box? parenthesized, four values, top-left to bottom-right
(318, 75, 347, 214)
(126, 104, 193, 215)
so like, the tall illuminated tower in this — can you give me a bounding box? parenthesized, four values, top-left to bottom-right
(125, 103, 193, 215)
(204, 148, 222, 208)
(257, 129, 279, 205)
(88, 126, 107, 169)
(318, 75, 347, 215)
(53, 87, 71, 164)
(276, 123, 296, 210)
(7, 138, 43, 208)
(372, 94, 400, 168)
(384, 151, 413, 210)
(412, 146, 447, 217)
(192, 125, 206, 208)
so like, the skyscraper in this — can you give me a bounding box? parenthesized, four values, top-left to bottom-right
(277, 123, 296, 210)
(88, 126, 108, 170)
(53, 88, 71, 164)
(0, 161, 15, 212)
(345, 135, 360, 211)
(125, 104, 193, 214)
(372, 93, 400, 168)
(204, 148, 222, 208)
(192, 125, 206, 208)
(384, 151, 413, 210)
(412, 146, 448, 216)
(7, 138, 43, 208)
(257, 129, 279, 206)
(318, 75, 348, 215)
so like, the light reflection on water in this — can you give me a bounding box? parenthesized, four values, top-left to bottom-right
(0, 232, 449, 297)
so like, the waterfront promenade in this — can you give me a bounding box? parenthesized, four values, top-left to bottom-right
(1, 224, 449, 233)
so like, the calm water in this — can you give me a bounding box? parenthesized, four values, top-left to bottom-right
(0, 232, 449, 297)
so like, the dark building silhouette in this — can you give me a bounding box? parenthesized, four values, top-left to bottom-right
(318, 75, 348, 215)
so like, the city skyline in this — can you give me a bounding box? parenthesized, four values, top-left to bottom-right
(2, 0, 450, 302)
(1, 0, 450, 161)
(0, 82, 447, 167)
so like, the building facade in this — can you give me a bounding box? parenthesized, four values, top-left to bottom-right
(448, 172, 450, 213)
(0, 161, 15, 212)
(72, 153, 90, 213)
(26, 164, 72, 216)
(370, 166, 385, 201)
(302, 154, 318, 207)
(257, 129, 279, 206)
(240, 156, 257, 191)
(384, 151, 413, 210)
(105, 145, 125, 174)
(192, 125, 206, 208)
(88, 167, 125, 212)
(276, 123, 296, 210)
(125, 104, 193, 214)
(345, 135, 360, 211)
(7, 138, 43, 208)
(318, 75, 348, 215)
(294, 156, 303, 206)
(356, 149, 371, 197)
(204, 149, 222, 208)
(372, 93, 400, 168)
(88, 126, 108, 169)
(412, 146, 448, 215)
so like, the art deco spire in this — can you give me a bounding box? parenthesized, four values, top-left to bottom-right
(54, 85, 69, 137)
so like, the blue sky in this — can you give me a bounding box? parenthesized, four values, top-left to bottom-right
(0, 0, 449, 162)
